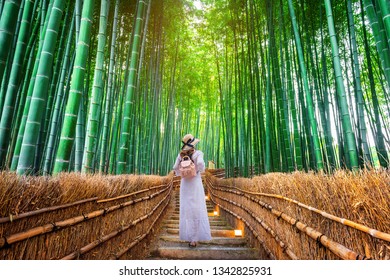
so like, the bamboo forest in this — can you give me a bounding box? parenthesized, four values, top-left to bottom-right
(1, 0, 390, 263)
(0, 0, 389, 177)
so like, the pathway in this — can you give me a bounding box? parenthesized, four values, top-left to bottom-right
(148, 187, 260, 260)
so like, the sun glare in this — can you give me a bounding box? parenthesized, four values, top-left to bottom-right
(193, 0, 203, 10)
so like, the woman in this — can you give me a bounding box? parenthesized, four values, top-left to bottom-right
(172, 134, 212, 247)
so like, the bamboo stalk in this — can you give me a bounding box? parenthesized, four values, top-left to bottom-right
(207, 174, 390, 242)
(112, 234, 145, 260)
(6, 223, 55, 245)
(279, 211, 367, 260)
(96, 183, 168, 203)
(0, 197, 98, 224)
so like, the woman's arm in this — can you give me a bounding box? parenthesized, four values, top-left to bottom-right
(172, 154, 182, 176)
(195, 151, 205, 173)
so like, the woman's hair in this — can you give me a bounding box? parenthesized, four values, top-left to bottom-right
(180, 148, 195, 158)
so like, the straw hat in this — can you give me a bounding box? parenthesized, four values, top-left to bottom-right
(181, 134, 200, 150)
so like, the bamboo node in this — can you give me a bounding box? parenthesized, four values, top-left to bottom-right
(82, 213, 88, 220)
(0, 237, 8, 248)
(356, 254, 370, 260)
(316, 234, 325, 248)
(51, 222, 59, 232)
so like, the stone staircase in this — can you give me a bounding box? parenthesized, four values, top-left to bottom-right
(148, 188, 260, 260)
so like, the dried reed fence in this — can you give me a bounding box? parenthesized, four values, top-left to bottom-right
(0, 171, 173, 260)
(205, 169, 390, 260)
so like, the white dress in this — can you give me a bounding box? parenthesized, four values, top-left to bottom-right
(173, 150, 212, 242)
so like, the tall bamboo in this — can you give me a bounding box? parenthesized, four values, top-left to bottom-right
(362, 0, 390, 88)
(43, 12, 75, 175)
(0, 0, 21, 86)
(17, 0, 65, 175)
(324, 0, 359, 170)
(377, 0, 390, 47)
(0, 0, 34, 167)
(99, 0, 119, 173)
(288, 0, 323, 171)
(347, 0, 372, 166)
(53, 0, 95, 174)
(264, 0, 273, 173)
(11, 0, 52, 170)
(82, 0, 110, 173)
(116, 0, 149, 174)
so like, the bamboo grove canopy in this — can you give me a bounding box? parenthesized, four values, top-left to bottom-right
(0, 0, 389, 177)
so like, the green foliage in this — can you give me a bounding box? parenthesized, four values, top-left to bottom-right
(0, 0, 389, 176)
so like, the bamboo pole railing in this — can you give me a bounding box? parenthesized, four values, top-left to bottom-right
(215, 202, 277, 260)
(214, 181, 390, 243)
(61, 184, 172, 260)
(110, 190, 172, 260)
(0, 197, 99, 224)
(96, 183, 168, 203)
(207, 170, 225, 179)
(0, 183, 168, 225)
(208, 186, 289, 260)
(206, 175, 369, 260)
(0, 184, 171, 249)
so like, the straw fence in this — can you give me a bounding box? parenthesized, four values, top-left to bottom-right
(0, 171, 173, 260)
(206, 169, 390, 260)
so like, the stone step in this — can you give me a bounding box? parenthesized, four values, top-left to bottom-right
(164, 220, 228, 226)
(148, 189, 261, 261)
(174, 207, 215, 212)
(164, 224, 233, 230)
(175, 203, 214, 207)
(159, 235, 247, 246)
(169, 215, 224, 221)
(172, 212, 215, 217)
(166, 228, 236, 238)
(175, 202, 214, 206)
(155, 245, 260, 260)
